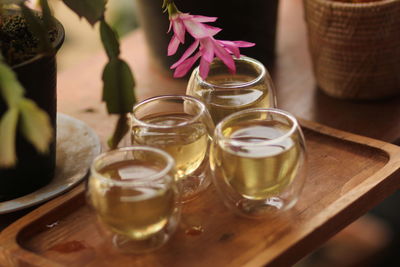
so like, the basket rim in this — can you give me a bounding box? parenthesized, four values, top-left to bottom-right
(308, 0, 400, 8)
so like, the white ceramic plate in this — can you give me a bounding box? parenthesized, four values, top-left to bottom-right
(0, 113, 101, 214)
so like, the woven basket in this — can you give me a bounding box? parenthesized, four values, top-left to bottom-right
(303, 0, 400, 99)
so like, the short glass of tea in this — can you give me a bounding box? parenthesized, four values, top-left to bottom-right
(130, 95, 214, 202)
(210, 108, 307, 218)
(87, 146, 180, 253)
(187, 56, 277, 124)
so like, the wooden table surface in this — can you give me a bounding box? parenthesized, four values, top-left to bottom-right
(2, 0, 400, 262)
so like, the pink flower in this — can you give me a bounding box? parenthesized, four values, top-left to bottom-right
(167, 13, 255, 79)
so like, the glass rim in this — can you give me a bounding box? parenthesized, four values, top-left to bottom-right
(215, 108, 300, 147)
(90, 146, 175, 186)
(193, 56, 266, 89)
(131, 95, 206, 129)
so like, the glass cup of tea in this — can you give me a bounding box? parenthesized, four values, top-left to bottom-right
(186, 56, 277, 124)
(86, 146, 181, 253)
(130, 95, 214, 202)
(210, 108, 307, 218)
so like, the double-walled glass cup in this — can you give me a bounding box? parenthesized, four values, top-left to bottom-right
(210, 108, 307, 218)
(87, 146, 180, 253)
(187, 56, 277, 124)
(130, 95, 214, 202)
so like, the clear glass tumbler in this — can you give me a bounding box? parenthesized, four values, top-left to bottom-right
(187, 56, 277, 124)
(87, 146, 180, 253)
(130, 95, 214, 202)
(210, 108, 307, 218)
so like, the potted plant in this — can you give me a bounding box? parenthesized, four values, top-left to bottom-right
(0, 4, 64, 200)
(0, 0, 135, 201)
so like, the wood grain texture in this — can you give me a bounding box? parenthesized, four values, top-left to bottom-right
(1, 121, 400, 267)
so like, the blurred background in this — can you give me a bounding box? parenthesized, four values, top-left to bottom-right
(51, 1, 399, 266)
(51, 0, 138, 71)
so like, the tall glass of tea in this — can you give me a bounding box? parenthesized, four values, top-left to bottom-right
(210, 108, 307, 218)
(187, 56, 277, 124)
(130, 95, 214, 202)
(87, 146, 180, 253)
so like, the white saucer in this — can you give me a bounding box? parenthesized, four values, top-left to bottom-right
(0, 113, 101, 214)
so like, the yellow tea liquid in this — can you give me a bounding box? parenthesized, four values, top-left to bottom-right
(132, 113, 209, 179)
(212, 120, 301, 199)
(89, 160, 175, 240)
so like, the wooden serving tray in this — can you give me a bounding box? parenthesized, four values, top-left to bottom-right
(2, 120, 400, 267)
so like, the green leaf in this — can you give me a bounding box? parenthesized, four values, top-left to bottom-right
(100, 20, 120, 59)
(0, 61, 24, 107)
(18, 99, 53, 153)
(62, 0, 106, 25)
(102, 58, 136, 114)
(162, 0, 169, 10)
(20, 4, 53, 53)
(0, 108, 19, 167)
(108, 114, 130, 149)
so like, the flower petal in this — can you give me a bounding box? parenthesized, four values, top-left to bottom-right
(200, 38, 214, 63)
(168, 35, 181, 56)
(172, 19, 185, 43)
(204, 25, 222, 36)
(218, 40, 240, 58)
(180, 13, 194, 20)
(199, 56, 211, 79)
(228, 40, 256, 48)
(173, 52, 202, 78)
(183, 19, 212, 39)
(167, 12, 255, 79)
(167, 21, 172, 33)
(171, 40, 200, 69)
(213, 39, 236, 73)
(192, 15, 218, 23)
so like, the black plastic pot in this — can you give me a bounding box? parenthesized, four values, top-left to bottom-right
(0, 14, 64, 201)
(135, 0, 279, 74)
